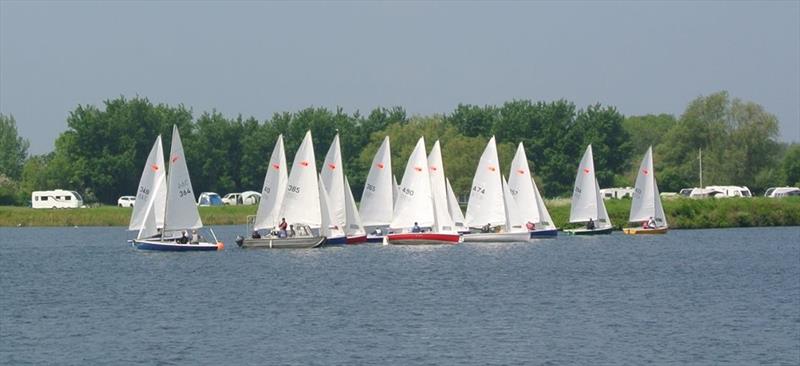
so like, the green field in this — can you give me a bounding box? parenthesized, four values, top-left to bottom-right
(1, 197, 799, 229)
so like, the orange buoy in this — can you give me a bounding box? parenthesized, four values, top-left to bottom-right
(216, 242, 225, 250)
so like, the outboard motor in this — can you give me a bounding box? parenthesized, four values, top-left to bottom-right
(235, 235, 244, 247)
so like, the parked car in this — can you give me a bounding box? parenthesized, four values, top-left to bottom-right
(31, 190, 84, 209)
(222, 191, 261, 205)
(679, 186, 752, 198)
(197, 192, 223, 206)
(764, 187, 800, 197)
(117, 196, 136, 207)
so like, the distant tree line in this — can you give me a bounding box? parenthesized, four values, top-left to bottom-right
(0, 91, 797, 206)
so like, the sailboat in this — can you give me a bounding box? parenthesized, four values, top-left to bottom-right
(463, 137, 530, 242)
(507, 142, 558, 238)
(445, 177, 470, 234)
(565, 145, 613, 235)
(320, 134, 361, 244)
(131, 125, 224, 251)
(359, 136, 394, 243)
(236, 135, 326, 248)
(623, 146, 668, 234)
(384, 137, 461, 245)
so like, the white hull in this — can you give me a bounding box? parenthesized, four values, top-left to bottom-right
(462, 231, 531, 243)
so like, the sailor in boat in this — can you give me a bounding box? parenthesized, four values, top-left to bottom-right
(190, 229, 202, 244)
(178, 230, 189, 244)
(251, 230, 261, 239)
(278, 218, 288, 238)
(644, 216, 656, 229)
(372, 227, 383, 236)
(481, 223, 493, 233)
(526, 221, 535, 231)
(412, 222, 422, 233)
(586, 218, 595, 230)
(288, 225, 296, 237)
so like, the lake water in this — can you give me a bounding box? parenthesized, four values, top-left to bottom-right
(1, 226, 798, 365)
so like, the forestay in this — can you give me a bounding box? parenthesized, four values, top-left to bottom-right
(253, 134, 288, 231)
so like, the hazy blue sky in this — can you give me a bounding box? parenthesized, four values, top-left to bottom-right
(1, 1, 798, 154)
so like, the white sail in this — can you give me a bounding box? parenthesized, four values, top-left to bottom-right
(428, 140, 455, 232)
(280, 131, 321, 228)
(569, 145, 611, 227)
(390, 137, 434, 230)
(629, 146, 667, 227)
(321, 134, 346, 230)
(344, 176, 366, 236)
(163, 125, 203, 232)
(129, 135, 166, 231)
(359, 136, 393, 227)
(445, 177, 466, 231)
(253, 135, 288, 231)
(318, 174, 343, 237)
(464, 136, 505, 228)
(137, 194, 160, 239)
(532, 178, 555, 229)
(502, 175, 526, 232)
(508, 142, 554, 229)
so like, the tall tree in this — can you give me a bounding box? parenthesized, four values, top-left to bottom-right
(0, 114, 30, 181)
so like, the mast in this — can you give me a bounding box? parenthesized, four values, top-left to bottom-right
(699, 148, 703, 188)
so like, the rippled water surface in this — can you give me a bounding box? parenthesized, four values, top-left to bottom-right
(1, 226, 799, 365)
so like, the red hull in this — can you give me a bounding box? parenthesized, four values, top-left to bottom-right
(384, 232, 461, 245)
(346, 234, 368, 244)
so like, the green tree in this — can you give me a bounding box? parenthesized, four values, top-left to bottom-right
(781, 144, 800, 186)
(0, 114, 30, 181)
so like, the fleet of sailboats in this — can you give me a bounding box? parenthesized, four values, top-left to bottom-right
(128, 131, 673, 250)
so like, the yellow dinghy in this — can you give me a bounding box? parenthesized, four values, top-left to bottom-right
(623, 227, 668, 235)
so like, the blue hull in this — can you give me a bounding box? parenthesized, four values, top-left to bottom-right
(324, 235, 347, 246)
(133, 241, 221, 251)
(530, 229, 559, 238)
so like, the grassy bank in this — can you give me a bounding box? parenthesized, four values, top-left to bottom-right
(1, 197, 799, 229)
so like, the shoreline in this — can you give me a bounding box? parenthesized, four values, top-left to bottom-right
(1, 197, 798, 229)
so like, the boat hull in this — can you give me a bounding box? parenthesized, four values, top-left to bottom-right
(384, 232, 462, 245)
(237, 236, 326, 249)
(462, 231, 531, 243)
(346, 234, 368, 244)
(324, 234, 347, 246)
(132, 239, 224, 251)
(564, 227, 613, 235)
(529, 228, 559, 238)
(623, 227, 668, 235)
(366, 234, 384, 243)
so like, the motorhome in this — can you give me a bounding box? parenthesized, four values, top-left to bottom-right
(680, 186, 752, 198)
(764, 187, 800, 198)
(31, 190, 84, 209)
(599, 187, 635, 199)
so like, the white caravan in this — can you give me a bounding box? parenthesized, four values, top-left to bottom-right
(31, 190, 84, 209)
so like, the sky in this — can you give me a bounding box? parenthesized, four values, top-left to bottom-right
(1, 1, 798, 155)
